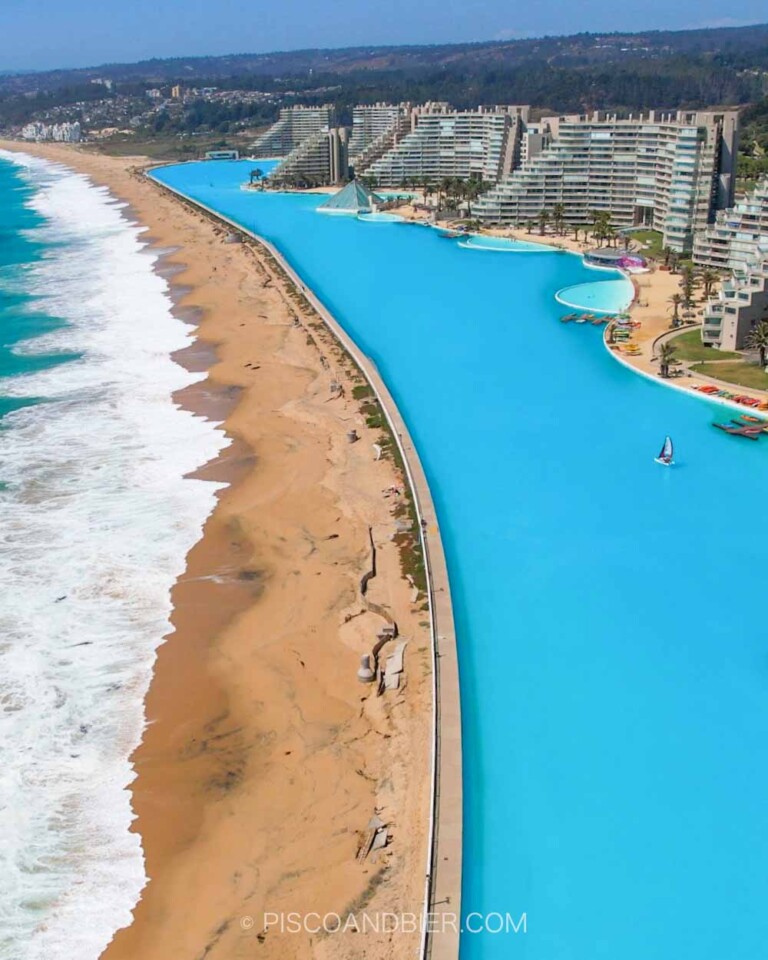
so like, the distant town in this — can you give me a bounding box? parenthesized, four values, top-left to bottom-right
(10, 82, 320, 145)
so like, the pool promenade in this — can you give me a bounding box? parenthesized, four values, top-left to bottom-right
(147, 170, 464, 960)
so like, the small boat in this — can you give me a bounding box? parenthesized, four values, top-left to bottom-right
(713, 423, 761, 440)
(654, 435, 674, 465)
(734, 417, 768, 431)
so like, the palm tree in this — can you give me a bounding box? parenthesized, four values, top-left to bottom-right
(658, 342, 678, 378)
(538, 209, 550, 236)
(453, 179, 469, 215)
(661, 246, 674, 267)
(436, 177, 453, 212)
(668, 293, 684, 326)
(249, 167, 265, 187)
(462, 177, 488, 216)
(552, 203, 566, 235)
(679, 265, 698, 308)
(746, 319, 768, 367)
(697, 267, 720, 300)
(590, 210, 614, 246)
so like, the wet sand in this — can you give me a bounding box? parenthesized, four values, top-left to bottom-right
(0, 142, 431, 960)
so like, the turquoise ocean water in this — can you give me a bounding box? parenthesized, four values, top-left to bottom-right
(0, 160, 77, 417)
(0, 153, 226, 960)
(154, 160, 768, 959)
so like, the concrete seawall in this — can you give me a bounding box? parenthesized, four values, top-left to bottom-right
(147, 171, 463, 960)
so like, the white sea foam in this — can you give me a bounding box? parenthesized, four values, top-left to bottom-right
(0, 152, 228, 959)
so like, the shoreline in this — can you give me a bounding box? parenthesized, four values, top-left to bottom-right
(146, 166, 464, 960)
(0, 142, 437, 960)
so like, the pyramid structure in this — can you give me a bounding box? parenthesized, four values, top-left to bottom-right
(318, 180, 382, 214)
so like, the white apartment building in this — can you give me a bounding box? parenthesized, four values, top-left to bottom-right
(700, 254, 768, 351)
(359, 104, 530, 187)
(269, 127, 349, 186)
(21, 121, 82, 143)
(696, 177, 768, 349)
(251, 105, 335, 157)
(473, 110, 739, 252)
(348, 103, 410, 160)
(694, 176, 768, 271)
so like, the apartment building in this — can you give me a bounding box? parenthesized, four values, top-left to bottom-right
(269, 127, 349, 186)
(473, 110, 739, 252)
(693, 176, 768, 271)
(696, 177, 768, 349)
(358, 104, 529, 187)
(251, 105, 336, 157)
(700, 255, 768, 350)
(21, 121, 82, 143)
(348, 103, 410, 160)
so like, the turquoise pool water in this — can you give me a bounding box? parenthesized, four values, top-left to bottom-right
(153, 160, 768, 960)
(458, 234, 559, 253)
(556, 278, 635, 314)
(358, 211, 405, 223)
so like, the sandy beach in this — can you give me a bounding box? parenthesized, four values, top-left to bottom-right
(0, 141, 432, 960)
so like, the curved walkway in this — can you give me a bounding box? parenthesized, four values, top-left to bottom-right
(146, 171, 463, 960)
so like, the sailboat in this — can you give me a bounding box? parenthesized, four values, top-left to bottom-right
(654, 435, 674, 466)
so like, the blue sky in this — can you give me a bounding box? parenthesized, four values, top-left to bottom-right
(0, 0, 765, 71)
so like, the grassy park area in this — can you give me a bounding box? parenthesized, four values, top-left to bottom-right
(669, 329, 741, 363)
(691, 361, 768, 391)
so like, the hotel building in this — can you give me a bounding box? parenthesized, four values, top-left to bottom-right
(348, 103, 411, 161)
(269, 126, 349, 186)
(251, 105, 350, 186)
(695, 177, 768, 349)
(251, 105, 336, 157)
(473, 110, 739, 252)
(357, 104, 530, 187)
(694, 176, 768, 271)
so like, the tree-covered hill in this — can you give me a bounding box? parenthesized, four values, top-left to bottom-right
(1, 22, 767, 99)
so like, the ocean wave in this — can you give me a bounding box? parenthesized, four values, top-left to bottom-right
(0, 152, 228, 959)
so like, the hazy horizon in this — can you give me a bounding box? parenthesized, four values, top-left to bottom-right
(0, 0, 766, 73)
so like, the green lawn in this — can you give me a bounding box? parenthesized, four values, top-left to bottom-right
(668, 329, 742, 363)
(85, 131, 260, 162)
(691, 361, 768, 391)
(626, 229, 665, 259)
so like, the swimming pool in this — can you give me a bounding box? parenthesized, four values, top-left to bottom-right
(357, 211, 406, 223)
(556, 278, 635, 314)
(458, 233, 559, 253)
(152, 160, 768, 960)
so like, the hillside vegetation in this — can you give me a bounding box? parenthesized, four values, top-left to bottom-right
(2, 23, 767, 175)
